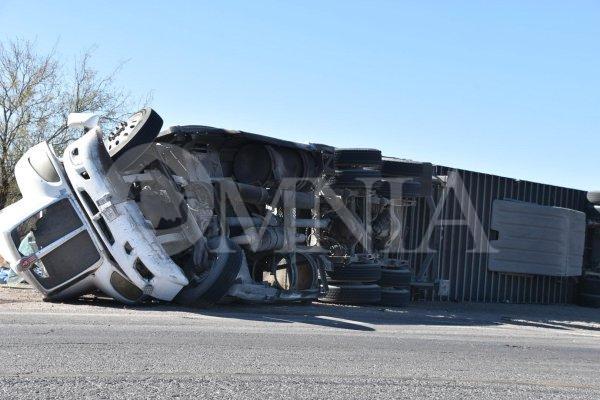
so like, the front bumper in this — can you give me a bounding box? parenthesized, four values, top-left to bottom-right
(62, 129, 189, 301)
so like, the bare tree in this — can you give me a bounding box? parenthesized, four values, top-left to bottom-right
(51, 49, 130, 149)
(0, 40, 58, 207)
(0, 39, 132, 208)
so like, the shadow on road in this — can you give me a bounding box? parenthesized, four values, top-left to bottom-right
(5, 285, 597, 333)
(66, 295, 600, 333)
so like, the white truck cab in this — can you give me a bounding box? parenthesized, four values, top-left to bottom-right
(0, 141, 141, 303)
(0, 111, 190, 303)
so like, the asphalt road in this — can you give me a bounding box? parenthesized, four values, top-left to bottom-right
(1, 287, 599, 399)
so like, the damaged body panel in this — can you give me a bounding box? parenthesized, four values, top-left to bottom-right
(63, 130, 189, 301)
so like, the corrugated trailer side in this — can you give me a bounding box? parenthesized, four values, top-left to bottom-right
(401, 166, 588, 304)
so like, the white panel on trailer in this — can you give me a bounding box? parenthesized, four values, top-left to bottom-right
(488, 199, 585, 277)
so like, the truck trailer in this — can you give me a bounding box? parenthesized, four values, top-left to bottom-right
(1, 108, 597, 308)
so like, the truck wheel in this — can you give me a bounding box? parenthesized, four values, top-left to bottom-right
(578, 293, 600, 308)
(376, 180, 423, 198)
(326, 262, 382, 283)
(334, 149, 382, 168)
(381, 158, 429, 177)
(581, 275, 600, 294)
(380, 288, 411, 307)
(106, 107, 163, 171)
(378, 267, 411, 287)
(174, 237, 243, 308)
(319, 284, 381, 305)
(587, 191, 600, 205)
(333, 169, 381, 189)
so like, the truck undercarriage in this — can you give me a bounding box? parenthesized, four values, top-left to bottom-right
(0, 108, 432, 307)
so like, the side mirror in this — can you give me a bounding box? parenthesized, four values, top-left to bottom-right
(67, 112, 100, 130)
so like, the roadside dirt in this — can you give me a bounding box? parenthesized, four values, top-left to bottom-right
(0, 285, 40, 304)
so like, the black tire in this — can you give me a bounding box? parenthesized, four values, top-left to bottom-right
(327, 262, 382, 283)
(379, 267, 411, 287)
(381, 158, 429, 178)
(380, 288, 411, 307)
(333, 169, 381, 189)
(404, 181, 423, 197)
(376, 180, 423, 198)
(581, 276, 600, 294)
(107, 108, 163, 171)
(587, 191, 600, 205)
(319, 284, 381, 305)
(174, 237, 243, 308)
(578, 293, 600, 308)
(334, 148, 382, 168)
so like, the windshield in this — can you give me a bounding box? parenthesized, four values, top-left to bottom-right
(10, 198, 100, 288)
(11, 199, 83, 254)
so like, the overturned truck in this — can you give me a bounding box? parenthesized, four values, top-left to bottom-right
(0, 108, 430, 307)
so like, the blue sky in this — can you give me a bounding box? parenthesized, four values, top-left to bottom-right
(1, 1, 598, 189)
